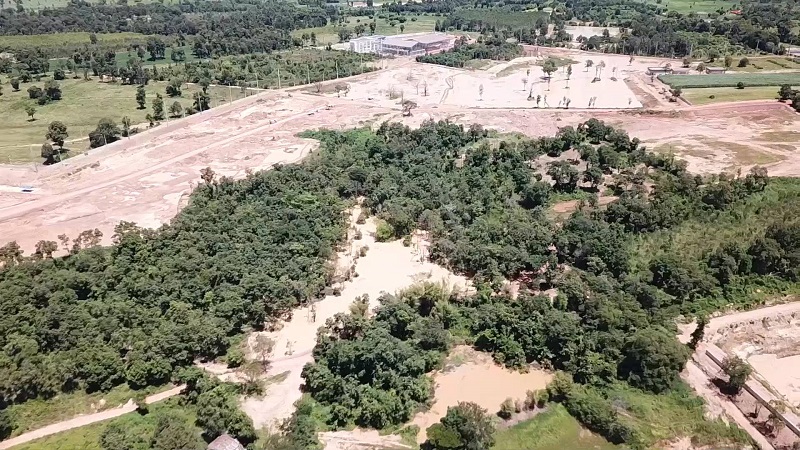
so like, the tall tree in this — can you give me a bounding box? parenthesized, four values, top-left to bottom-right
(136, 85, 147, 109)
(46, 121, 69, 149)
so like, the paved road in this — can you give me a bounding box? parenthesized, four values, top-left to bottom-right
(0, 386, 185, 449)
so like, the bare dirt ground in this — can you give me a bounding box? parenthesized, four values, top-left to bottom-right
(319, 429, 410, 450)
(410, 346, 551, 443)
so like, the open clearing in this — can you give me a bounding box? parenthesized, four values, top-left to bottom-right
(341, 51, 646, 109)
(411, 346, 551, 443)
(292, 15, 439, 45)
(493, 404, 618, 450)
(682, 86, 783, 105)
(660, 72, 800, 89)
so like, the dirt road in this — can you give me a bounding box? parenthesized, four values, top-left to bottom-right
(0, 386, 185, 449)
(680, 301, 800, 450)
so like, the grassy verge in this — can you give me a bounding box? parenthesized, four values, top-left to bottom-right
(292, 14, 439, 45)
(645, 0, 735, 15)
(681, 86, 783, 105)
(605, 382, 752, 447)
(0, 78, 252, 163)
(659, 72, 800, 89)
(729, 57, 800, 72)
(7, 383, 170, 436)
(493, 404, 618, 450)
(12, 398, 198, 450)
(0, 32, 148, 50)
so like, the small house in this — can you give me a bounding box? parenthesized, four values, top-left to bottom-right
(207, 434, 245, 450)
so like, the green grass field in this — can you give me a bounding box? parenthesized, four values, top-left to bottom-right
(8, 384, 169, 436)
(729, 56, 800, 72)
(13, 421, 105, 450)
(0, 32, 148, 50)
(660, 72, 800, 89)
(681, 85, 783, 105)
(492, 405, 618, 450)
(453, 8, 549, 28)
(644, 0, 737, 15)
(0, 77, 253, 163)
(292, 14, 439, 45)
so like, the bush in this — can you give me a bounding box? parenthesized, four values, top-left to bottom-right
(359, 246, 369, 257)
(226, 347, 245, 368)
(738, 57, 749, 67)
(498, 398, 515, 419)
(736, 82, 745, 89)
(375, 220, 396, 242)
(402, 235, 412, 247)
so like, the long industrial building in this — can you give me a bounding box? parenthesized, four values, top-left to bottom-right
(349, 32, 454, 56)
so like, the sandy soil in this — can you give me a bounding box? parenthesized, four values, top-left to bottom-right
(319, 429, 410, 450)
(410, 346, 551, 443)
(239, 208, 468, 430)
(341, 51, 646, 110)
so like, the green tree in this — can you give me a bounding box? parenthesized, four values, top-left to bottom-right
(721, 356, 752, 394)
(547, 160, 580, 192)
(152, 93, 165, 121)
(10, 77, 20, 91)
(100, 420, 147, 450)
(25, 104, 36, 120)
(689, 315, 708, 350)
(136, 85, 147, 109)
(170, 101, 183, 118)
(375, 220, 396, 242)
(778, 85, 796, 101)
(619, 327, 689, 393)
(193, 91, 210, 111)
(121, 116, 132, 137)
(425, 402, 495, 450)
(0, 409, 13, 440)
(27, 85, 42, 99)
(44, 79, 62, 100)
(541, 59, 557, 79)
(151, 413, 205, 450)
(40, 145, 59, 165)
(46, 121, 69, 149)
(166, 78, 182, 97)
(89, 118, 122, 148)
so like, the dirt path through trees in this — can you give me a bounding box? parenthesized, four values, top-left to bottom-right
(240, 208, 468, 430)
